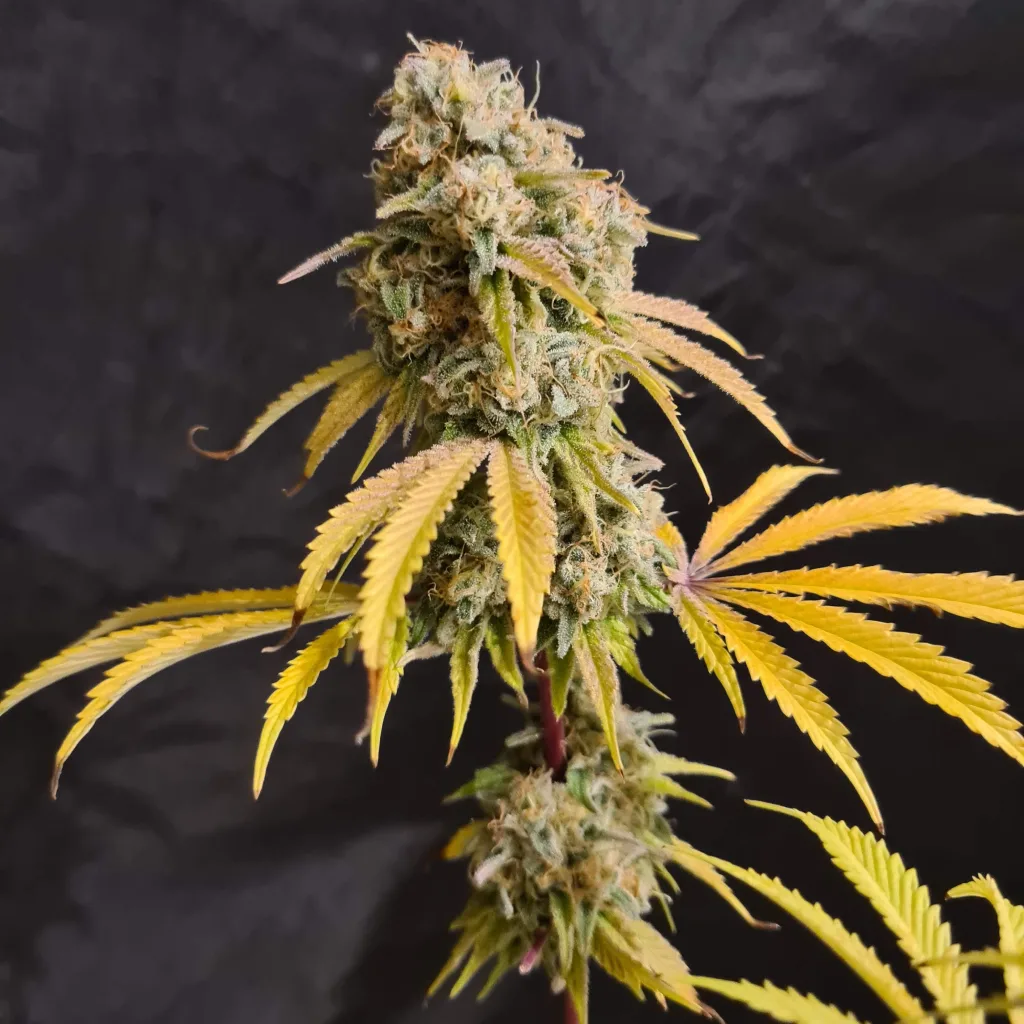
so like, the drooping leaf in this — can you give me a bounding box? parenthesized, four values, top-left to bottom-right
(297, 361, 391, 486)
(611, 289, 750, 357)
(694, 848, 926, 1021)
(692, 976, 866, 1024)
(51, 606, 353, 795)
(720, 590, 1024, 768)
(750, 801, 979, 1018)
(483, 616, 526, 703)
(359, 440, 488, 672)
(948, 876, 1024, 1024)
(600, 617, 667, 698)
(548, 647, 575, 718)
(716, 565, 1024, 629)
(673, 593, 745, 728)
(295, 442, 477, 616)
(277, 232, 376, 284)
(623, 315, 813, 461)
(643, 774, 712, 808)
(188, 350, 377, 460)
(253, 619, 355, 797)
(448, 622, 486, 763)
(497, 238, 601, 322)
(652, 755, 735, 781)
(351, 377, 408, 483)
(698, 596, 883, 830)
(573, 623, 623, 773)
(365, 615, 409, 766)
(709, 485, 1018, 574)
(477, 269, 519, 382)
(486, 440, 557, 663)
(692, 465, 838, 571)
(616, 348, 711, 501)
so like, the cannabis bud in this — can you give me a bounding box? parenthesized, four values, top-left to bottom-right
(6, 36, 1024, 1024)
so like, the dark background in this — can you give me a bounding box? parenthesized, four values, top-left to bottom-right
(2, 2, 1023, 1022)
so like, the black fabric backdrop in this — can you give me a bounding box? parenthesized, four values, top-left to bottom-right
(1, 2, 1023, 1022)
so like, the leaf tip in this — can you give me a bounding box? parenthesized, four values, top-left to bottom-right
(187, 424, 235, 461)
(283, 474, 310, 498)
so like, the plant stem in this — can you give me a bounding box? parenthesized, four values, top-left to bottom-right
(533, 651, 566, 779)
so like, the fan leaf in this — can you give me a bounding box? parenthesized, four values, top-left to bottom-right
(365, 615, 409, 765)
(359, 440, 487, 672)
(351, 377, 408, 483)
(277, 232, 376, 284)
(189, 350, 376, 460)
(719, 590, 1024, 768)
(448, 622, 486, 763)
(673, 594, 745, 728)
(497, 239, 601, 322)
(692, 465, 837, 571)
(717, 565, 1024, 629)
(698, 596, 883, 830)
(611, 289, 750, 357)
(253, 619, 355, 797)
(709, 485, 1018, 575)
(573, 623, 623, 773)
(692, 976, 866, 1024)
(483, 616, 526, 702)
(486, 440, 557, 663)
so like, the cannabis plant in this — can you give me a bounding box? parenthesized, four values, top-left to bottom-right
(5, 38, 1022, 1023)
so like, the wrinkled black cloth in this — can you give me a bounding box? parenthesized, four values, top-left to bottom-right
(1, 2, 1022, 1022)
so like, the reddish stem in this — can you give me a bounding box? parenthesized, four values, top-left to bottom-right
(533, 651, 566, 779)
(564, 992, 579, 1024)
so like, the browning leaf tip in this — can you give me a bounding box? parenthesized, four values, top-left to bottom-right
(187, 424, 237, 461)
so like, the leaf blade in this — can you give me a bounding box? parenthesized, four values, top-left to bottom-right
(673, 594, 745, 728)
(573, 623, 623, 772)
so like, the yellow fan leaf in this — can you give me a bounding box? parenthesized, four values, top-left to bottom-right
(617, 348, 711, 501)
(277, 232, 376, 284)
(749, 802, 980, 1020)
(624, 316, 812, 461)
(483, 616, 526, 703)
(652, 755, 735, 781)
(667, 839, 775, 930)
(611, 289, 750, 357)
(441, 820, 487, 861)
(642, 220, 700, 242)
(253, 618, 355, 798)
(359, 440, 488, 672)
(448, 623, 486, 764)
(188, 350, 376, 460)
(78, 586, 302, 642)
(692, 465, 837, 571)
(497, 239, 601, 322)
(644, 775, 713, 809)
(573, 623, 623, 773)
(948, 875, 1024, 1024)
(477, 269, 519, 382)
(296, 361, 391, 486)
(295, 442, 472, 616)
(717, 565, 1024, 629)
(692, 976, 866, 1024)
(709, 484, 1018, 575)
(698, 596, 883, 830)
(655, 518, 687, 561)
(351, 377, 408, 483)
(593, 915, 704, 1013)
(693, 848, 926, 1021)
(719, 590, 1024, 768)
(673, 594, 746, 728)
(51, 605, 353, 795)
(486, 440, 557, 662)
(365, 614, 409, 766)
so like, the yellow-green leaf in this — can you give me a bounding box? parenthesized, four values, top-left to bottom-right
(709, 484, 1018, 575)
(566, 948, 590, 1024)
(548, 647, 575, 718)
(612, 289, 750, 357)
(448, 623, 486, 763)
(549, 890, 575, 974)
(564, 437, 640, 515)
(717, 565, 1024, 629)
(617, 348, 711, 501)
(948, 875, 1024, 1024)
(295, 443, 469, 616)
(642, 220, 700, 243)
(573, 623, 623, 773)
(673, 593, 745, 728)
(698, 596, 883, 830)
(253, 619, 355, 797)
(484, 617, 526, 703)
(442, 820, 487, 861)
(600, 618, 666, 698)
(486, 440, 557, 662)
(720, 589, 1024, 769)
(514, 167, 610, 188)
(359, 440, 488, 672)
(749, 801, 979, 1019)
(351, 377, 408, 483)
(297, 361, 391, 486)
(692, 976, 867, 1024)
(691, 465, 837, 572)
(625, 315, 813, 461)
(478, 269, 519, 382)
(365, 615, 409, 766)
(693, 847, 926, 1021)
(277, 232, 376, 284)
(498, 239, 601, 322)
(553, 438, 603, 550)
